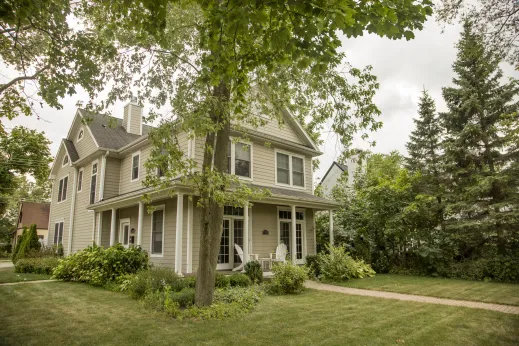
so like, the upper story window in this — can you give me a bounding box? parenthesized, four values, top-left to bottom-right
(77, 169, 83, 192)
(276, 151, 305, 188)
(54, 221, 64, 245)
(226, 141, 251, 178)
(57, 175, 68, 202)
(131, 152, 140, 181)
(62, 155, 69, 167)
(90, 162, 98, 204)
(77, 129, 84, 142)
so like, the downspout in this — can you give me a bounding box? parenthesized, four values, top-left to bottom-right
(67, 167, 78, 255)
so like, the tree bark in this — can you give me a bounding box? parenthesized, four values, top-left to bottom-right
(195, 82, 231, 306)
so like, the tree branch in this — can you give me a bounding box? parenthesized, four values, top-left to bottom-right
(0, 66, 48, 95)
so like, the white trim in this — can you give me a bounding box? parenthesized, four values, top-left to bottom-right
(274, 149, 306, 189)
(127, 103, 133, 134)
(119, 218, 131, 247)
(130, 151, 141, 182)
(62, 155, 70, 167)
(67, 168, 78, 256)
(90, 160, 99, 204)
(279, 106, 320, 151)
(99, 154, 107, 201)
(97, 211, 103, 246)
(276, 206, 306, 264)
(77, 128, 84, 142)
(175, 194, 184, 273)
(137, 202, 144, 246)
(91, 211, 96, 243)
(76, 109, 100, 148)
(150, 204, 166, 257)
(186, 197, 193, 273)
(77, 168, 84, 193)
(56, 173, 70, 204)
(228, 138, 253, 181)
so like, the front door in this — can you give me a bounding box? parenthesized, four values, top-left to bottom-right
(119, 220, 130, 248)
(217, 218, 244, 270)
(279, 221, 304, 264)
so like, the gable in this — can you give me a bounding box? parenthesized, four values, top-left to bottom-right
(67, 110, 99, 159)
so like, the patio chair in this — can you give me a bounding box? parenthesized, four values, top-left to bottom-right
(233, 244, 246, 272)
(273, 243, 288, 264)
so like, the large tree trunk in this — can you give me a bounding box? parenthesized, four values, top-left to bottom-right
(195, 83, 231, 306)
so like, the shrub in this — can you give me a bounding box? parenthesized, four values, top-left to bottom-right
(12, 228, 27, 261)
(318, 245, 375, 282)
(169, 287, 195, 308)
(229, 273, 252, 287)
(126, 267, 182, 299)
(305, 254, 320, 278)
(26, 245, 60, 258)
(244, 260, 263, 284)
(53, 243, 148, 286)
(215, 272, 230, 288)
(436, 256, 519, 283)
(268, 261, 308, 295)
(14, 257, 59, 274)
(15, 224, 41, 262)
(183, 275, 196, 288)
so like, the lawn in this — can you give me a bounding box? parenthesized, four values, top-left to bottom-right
(332, 274, 519, 306)
(0, 268, 51, 284)
(0, 282, 518, 346)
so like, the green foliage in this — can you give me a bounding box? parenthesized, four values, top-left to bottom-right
(14, 257, 59, 275)
(169, 287, 196, 308)
(268, 262, 308, 295)
(244, 260, 263, 284)
(11, 228, 26, 261)
(305, 255, 320, 278)
(215, 272, 230, 289)
(318, 245, 376, 282)
(126, 266, 183, 299)
(14, 224, 41, 262)
(52, 244, 149, 286)
(229, 273, 252, 287)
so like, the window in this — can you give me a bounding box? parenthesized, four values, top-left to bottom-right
(157, 149, 167, 178)
(90, 162, 97, 204)
(77, 129, 84, 141)
(54, 222, 64, 245)
(131, 152, 140, 181)
(62, 155, 69, 167)
(77, 169, 83, 192)
(226, 141, 251, 178)
(224, 206, 244, 216)
(151, 207, 165, 256)
(57, 176, 68, 202)
(276, 151, 305, 187)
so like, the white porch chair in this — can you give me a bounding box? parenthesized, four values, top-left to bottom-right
(272, 243, 288, 264)
(233, 244, 246, 272)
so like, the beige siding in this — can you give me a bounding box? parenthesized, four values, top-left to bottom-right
(119, 146, 150, 194)
(70, 115, 98, 160)
(104, 157, 121, 199)
(48, 148, 74, 250)
(250, 203, 279, 259)
(123, 104, 129, 131)
(240, 115, 304, 145)
(130, 105, 142, 135)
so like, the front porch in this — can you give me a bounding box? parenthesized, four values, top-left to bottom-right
(88, 186, 338, 274)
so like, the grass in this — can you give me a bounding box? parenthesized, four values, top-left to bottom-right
(0, 268, 52, 284)
(0, 282, 518, 346)
(331, 274, 519, 306)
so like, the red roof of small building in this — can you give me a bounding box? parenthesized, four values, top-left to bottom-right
(17, 201, 50, 230)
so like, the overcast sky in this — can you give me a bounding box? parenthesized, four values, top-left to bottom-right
(4, 17, 519, 187)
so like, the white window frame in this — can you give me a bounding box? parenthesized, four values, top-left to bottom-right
(57, 174, 69, 203)
(77, 168, 84, 193)
(53, 220, 65, 245)
(274, 149, 306, 189)
(77, 128, 84, 142)
(119, 218, 131, 247)
(227, 139, 253, 181)
(62, 155, 69, 167)
(276, 206, 307, 264)
(90, 160, 98, 204)
(131, 151, 141, 182)
(149, 204, 165, 257)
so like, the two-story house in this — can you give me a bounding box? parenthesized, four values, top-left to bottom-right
(47, 100, 338, 273)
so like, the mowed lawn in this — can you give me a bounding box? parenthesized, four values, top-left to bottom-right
(1, 282, 518, 346)
(0, 267, 51, 284)
(333, 274, 519, 306)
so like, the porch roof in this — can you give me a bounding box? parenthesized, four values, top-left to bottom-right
(87, 181, 340, 211)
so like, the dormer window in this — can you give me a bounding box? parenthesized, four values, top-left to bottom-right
(62, 155, 69, 167)
(77, 129, 84, 141)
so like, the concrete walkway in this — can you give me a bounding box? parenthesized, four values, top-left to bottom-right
(0, 279, 56, 286)
(0, 261, 14, 269)
(305, 281, 519, 315)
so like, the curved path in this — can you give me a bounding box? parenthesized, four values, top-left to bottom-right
(305, 280, 519, 315)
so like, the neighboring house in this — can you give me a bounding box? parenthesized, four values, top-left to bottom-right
(12, 201, 50, 246)
(47, 100, 339, 274)
(319, 157, 361, 197)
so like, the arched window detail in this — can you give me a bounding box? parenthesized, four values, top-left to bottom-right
(77, 129, 84, 141)
(63, 155, 69, 166)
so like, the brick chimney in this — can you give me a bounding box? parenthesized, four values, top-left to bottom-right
(123, 98, 143, 135)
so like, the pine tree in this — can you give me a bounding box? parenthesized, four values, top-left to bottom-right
(440, 21, 519, 257)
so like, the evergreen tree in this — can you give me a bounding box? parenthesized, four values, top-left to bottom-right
(406, 89, 444, 229)
(440, 21, 519, 257)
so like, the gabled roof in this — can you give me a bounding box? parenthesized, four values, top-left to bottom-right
(63, 139, 79, 162)
(78, 109, 153, 150)
(319, 161, 348, 186)
(17, 201, 50, 230)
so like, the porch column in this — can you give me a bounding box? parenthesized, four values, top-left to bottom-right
(109, 208, 117, 246)
(291, 205, 297, 262)
(243, 202, 249, 264)
(175, 193, 184, 274)
(329, 209, 334, 246)
(186, 197, 193, 273)
(137, 202, 144, 246)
